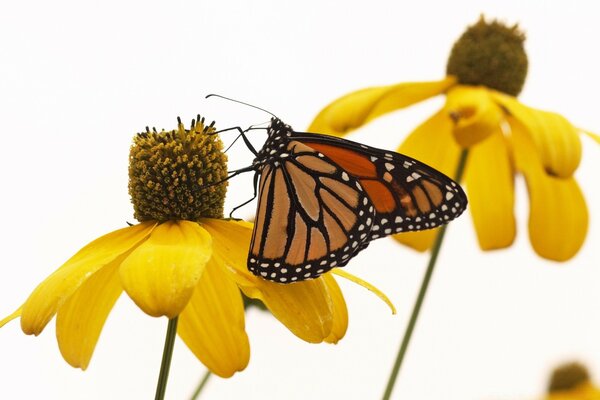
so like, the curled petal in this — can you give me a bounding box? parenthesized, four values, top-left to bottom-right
(178, 258, 249, 378)
(492, 91, 582, 178)
(393, 109, 460, 251)
(321, 274, 348, 344)
(247, 278, 334, 343)
(201, 219, 334, 343)
(309, 77, 456, 136)
(465, 129, 516, 250)
(120, 221, 212, 318)
(0, 307, 22, 328)
(445, 86, 504, 148)
(511, 118, 588, 261)
(21, 222, 156, 335)
(56, 262, 122, 370)
(331, 269, 396, 314)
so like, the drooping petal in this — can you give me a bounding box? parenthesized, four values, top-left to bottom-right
(308, 77, 456, 136)
(583, 130, 600, 145)
(397, 109, 461, 175)
(465, 129, 516, 250)
(392, 109, 461, 251)
(199, 219, 256, 287)
(21, 222, 156, 335)
(178, 257, 249, 378)
(321, 274, 348, 344)
(393, 229, 439, 252)
(445, 85, 504, 147)
(246, 278, 334, 343)
(510, 118, 588, 261)
(55, 262, 122, 370)
(119, 221, 212, 318)
(492, 91, 582, 178)
(0, 307, 22, 328)
(331, 269, 396, 314)
(201, 219, 335, 343)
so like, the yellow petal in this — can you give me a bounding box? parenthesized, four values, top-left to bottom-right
(21, 222, 156, 335)
(56, 262, 122, 370)
(393, 229, 439, 252)
(200, 219, 256, 287)
(583, 130, 600, 145)
(546, 382, 600, 400)
(528, 170, 587, 261)
(250, 278, 334, 343)
(0, 307, 22, 328)
(119, 221, 212, 318)
(491, 91, 582, 178)
(321, 274, 348, 344)
(331, 269, 396, 314)
(445, 86, 504, 148)
(465, 129, 516, 250)
(397, 109, 461, 175)
(178, 258, 249, 378)
(511, 118, 588, 261)
(308, 77, 456, 136)
(201, 219, 335, 343)
(393, 109, 460, 251)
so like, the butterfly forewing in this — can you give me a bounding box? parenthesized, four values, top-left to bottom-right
(294, 132, 467, 238)
(248, 139, 375, 283)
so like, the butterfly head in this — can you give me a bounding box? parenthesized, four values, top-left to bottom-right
(268, 117, 293, 137)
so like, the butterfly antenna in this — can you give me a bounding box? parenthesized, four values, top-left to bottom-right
(206, 94, 277, 118)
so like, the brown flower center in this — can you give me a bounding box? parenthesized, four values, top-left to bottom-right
(128, 116, 228, 221)
(446, 16, 528, 96)
(548, 362, 591, 392)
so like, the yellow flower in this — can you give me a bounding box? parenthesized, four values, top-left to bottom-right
(545, 362, 600, 400)
(0, 117, 388, 378)
(309, 17, 598, 261)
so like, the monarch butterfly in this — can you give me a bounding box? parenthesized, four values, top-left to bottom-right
(210, 96, 468, 284)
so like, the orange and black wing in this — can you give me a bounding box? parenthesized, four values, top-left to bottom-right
(248, 139, 376, 283)
(293, 131, 468, 239)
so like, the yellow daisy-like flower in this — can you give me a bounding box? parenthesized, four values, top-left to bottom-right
(545, 362, 600, 400)
(0, 117, 381, 378)
(310, 17, 599, 261)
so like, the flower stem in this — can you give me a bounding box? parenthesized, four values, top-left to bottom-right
(155, 317, 179, 400)
(189, 370, 212, 400)
(382, 149, 469, 400)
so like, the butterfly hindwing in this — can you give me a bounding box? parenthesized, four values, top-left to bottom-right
(247, 138, 376, 283)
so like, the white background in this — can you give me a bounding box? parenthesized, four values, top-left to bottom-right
(1, 1, 599, 399)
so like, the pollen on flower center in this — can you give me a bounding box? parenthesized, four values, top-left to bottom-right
(446, 16, 528, 96)
(548, 362, 591, 392)
(128, 116, 228, 221)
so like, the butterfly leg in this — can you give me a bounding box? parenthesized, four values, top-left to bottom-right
(198, 165, 255, 191)
(212, 126, 263, 156)
(229, 172, 259, 218)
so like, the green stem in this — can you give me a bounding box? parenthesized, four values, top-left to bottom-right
(189, 369, 212, 400)
(155, 317, 179, 400)
(382, 149, 469, 400)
